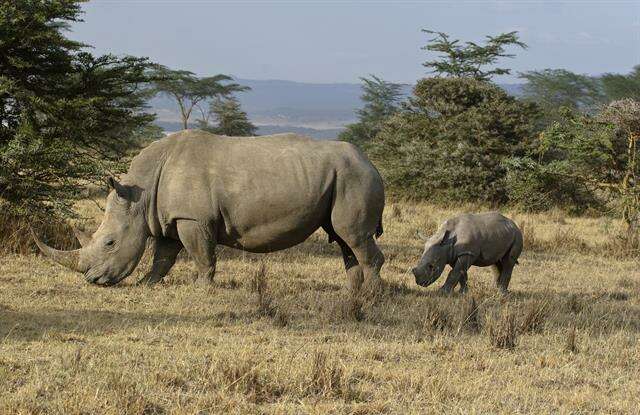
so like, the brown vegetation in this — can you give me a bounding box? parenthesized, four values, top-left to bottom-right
(0, 201, 638, 413)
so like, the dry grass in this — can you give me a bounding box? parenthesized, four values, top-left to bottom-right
(0, 201, 639, 413)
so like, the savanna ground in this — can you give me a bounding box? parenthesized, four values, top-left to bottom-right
(0, 201, 638, 414)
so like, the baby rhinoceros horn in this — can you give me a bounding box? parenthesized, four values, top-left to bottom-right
(31, 228, 85, 273)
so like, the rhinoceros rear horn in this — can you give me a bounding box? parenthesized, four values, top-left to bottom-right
(72, 226, 93, 247)
(31, 228, 83, 273)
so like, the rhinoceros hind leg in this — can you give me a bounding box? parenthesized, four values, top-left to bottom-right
(348, 237, 385, 295)
(339, 239, 364, 292)
(176, 220, 217, 285)
(497, 240, 521, 294)
(322, 224, 364, 292)
(497, 260, 515, 294)
(137, 237, 183, 285)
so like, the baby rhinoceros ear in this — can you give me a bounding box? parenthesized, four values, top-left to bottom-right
(437, 229, 457, 246)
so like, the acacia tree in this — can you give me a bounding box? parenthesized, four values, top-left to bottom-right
(153, 67, 248, 129)
(197, 96, 257, 136)
(519, 69, 604, 113)
(422, 30, 526, 80)
(0, 0, 157, 217)
(601, 65, 640, 102)
(339, 75, 404, 146)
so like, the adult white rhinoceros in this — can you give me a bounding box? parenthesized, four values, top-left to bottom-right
(33, 130, 385, 291)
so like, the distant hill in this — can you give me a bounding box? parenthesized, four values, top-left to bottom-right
(150, 79, 524, 138)
(154, 120, 344, 140)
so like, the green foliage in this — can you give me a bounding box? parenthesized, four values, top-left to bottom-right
(0, 0, 157, 217)
(369, 77, 538, 203)
(503, 157, 598, 213)
(196, 96, 257, 137)
(422, 30, 526, 81)
(153, 67, 248, 129)
(339, 75, 403, 146)
(601, 65, 640, 102)
(507, 100, 639, 224)
(519, 69, 604, 116)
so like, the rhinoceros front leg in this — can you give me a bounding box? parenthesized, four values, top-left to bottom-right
(137, 237, 183, 285)
(440, 254, 474, 294)
(176, 220, 217, 285)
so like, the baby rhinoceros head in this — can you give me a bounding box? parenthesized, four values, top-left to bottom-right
(412, 229, 455, 287)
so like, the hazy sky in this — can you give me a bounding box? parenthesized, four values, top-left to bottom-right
(71, 1, 640, 84)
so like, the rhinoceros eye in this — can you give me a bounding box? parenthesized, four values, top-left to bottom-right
(105, 239, 115, 247)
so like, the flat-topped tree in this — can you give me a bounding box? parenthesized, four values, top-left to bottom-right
(152, 67, 249, 130)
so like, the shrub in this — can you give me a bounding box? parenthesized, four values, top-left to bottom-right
(503, 157, 598, 213)
(369, 77, 539, 204)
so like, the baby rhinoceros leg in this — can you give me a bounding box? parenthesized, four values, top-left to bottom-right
(440, 254, 473, 295)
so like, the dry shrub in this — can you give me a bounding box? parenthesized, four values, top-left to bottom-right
(602, 232, 640, 258)
(421, 302, 451, 333)
(248, 262, 268, 294)
(519, 299, 549, 334)
(251, 262, 274, 316)
(546, 228, 589, 252)
(618, 277, 636, 289)
(216, 277, 241, 290)
(272, 307, 290, 328)
(520, 221, 544, 252)
(607, 291, 629, 301)
(0, 213, 78, 255)
(307, 351, 350, 398)
(338, 293, 365, 322)
(565, 294, 583, 314)
(104, 372, 165, 414)
(249, 263, 288, 326)
(521, 220, 591, 254)
(217, 357, 284, 403)
(565, 325, 578, 353)
(549, 209, 568, 225)
(486, 309, 518, 349)
(458, 296, 480, 334)
(389, 204, 403, 221)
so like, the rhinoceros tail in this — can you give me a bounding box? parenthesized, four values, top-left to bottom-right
(375, 218, 383, 239)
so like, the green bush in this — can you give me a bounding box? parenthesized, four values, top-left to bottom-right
(368, 77, 539, 203)
(503, 157, 598, 213)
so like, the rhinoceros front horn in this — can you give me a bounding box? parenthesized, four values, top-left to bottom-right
(31, 228, 83, 273)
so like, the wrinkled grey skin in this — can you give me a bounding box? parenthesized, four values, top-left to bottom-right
(33, 130, 385, 291)
(412, 212, 522, 294)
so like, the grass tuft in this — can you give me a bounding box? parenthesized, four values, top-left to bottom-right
(519, 299, 548, 334)
(487, 309, 518, 349)
(564, 325, 578, 353)
(458, 296, 480, 334)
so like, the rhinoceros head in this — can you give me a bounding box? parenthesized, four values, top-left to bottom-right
(33, 177, 149, 286)
(412, 228, 455, 287)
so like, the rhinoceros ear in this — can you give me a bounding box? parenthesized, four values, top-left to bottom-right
(438, 230, 456, 246)
(107, 176, 128, 199)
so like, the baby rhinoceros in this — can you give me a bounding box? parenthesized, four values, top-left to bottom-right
(412, 212, 523, 294)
